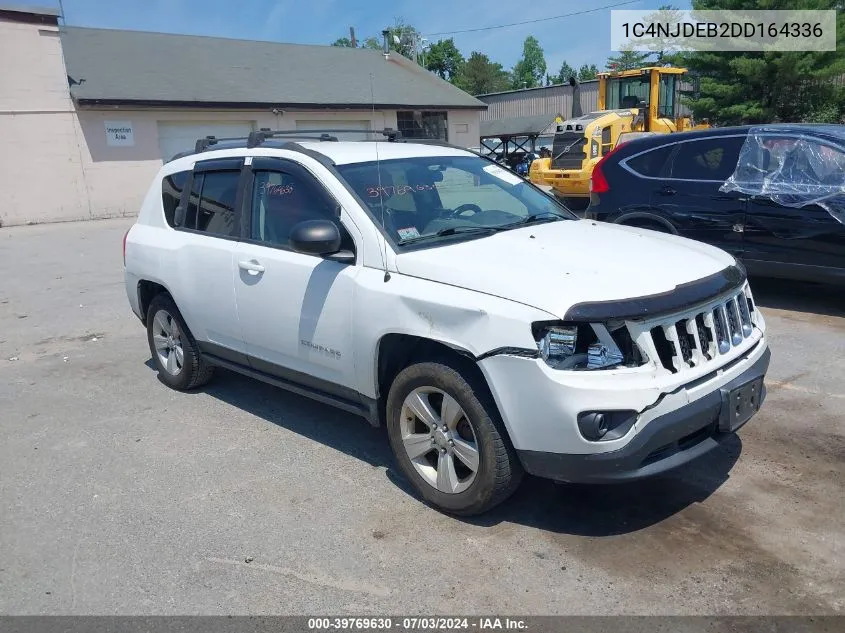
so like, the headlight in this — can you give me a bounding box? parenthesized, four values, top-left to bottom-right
(532, 321, 644, 371)
(537, 325, 578, 365)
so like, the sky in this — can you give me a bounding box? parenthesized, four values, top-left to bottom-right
(17, 0, 692, 75)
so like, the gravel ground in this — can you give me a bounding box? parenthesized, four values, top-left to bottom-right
(0, 218, 842, 615)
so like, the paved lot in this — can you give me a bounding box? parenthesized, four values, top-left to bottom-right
(1, 218, 843, 615)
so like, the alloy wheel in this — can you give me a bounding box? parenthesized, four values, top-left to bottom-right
(151, 309, 184, 376)
(399, 387, 480, 494)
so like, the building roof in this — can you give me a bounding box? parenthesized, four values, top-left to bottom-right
(476, 80, 597, 99)
(60, 27, 486, 110)
(0, 3, 61, 23)
(0, 3, 61, 17)
(480, 114, 561, 139)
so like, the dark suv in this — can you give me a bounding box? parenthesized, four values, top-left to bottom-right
(586, 125, 845, 285)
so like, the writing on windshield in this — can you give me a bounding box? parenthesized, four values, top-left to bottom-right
(365, 184, 443, 198)
(335, 155, 572, 248)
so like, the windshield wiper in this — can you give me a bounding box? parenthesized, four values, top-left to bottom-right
(398, 225, 500, 245)
(499, 211, 569, 230)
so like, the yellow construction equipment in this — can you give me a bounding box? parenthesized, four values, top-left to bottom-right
(529, 67, 709, 206)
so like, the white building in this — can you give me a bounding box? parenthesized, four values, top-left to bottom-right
(0, 4, 485, 226)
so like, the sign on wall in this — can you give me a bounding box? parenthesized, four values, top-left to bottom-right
(104, 120, 134, 147)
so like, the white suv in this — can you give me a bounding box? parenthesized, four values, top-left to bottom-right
(124, 130, 770, 515)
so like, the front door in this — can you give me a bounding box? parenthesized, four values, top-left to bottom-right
(654, 136, 748, 257)
(232, 158, 360, 396)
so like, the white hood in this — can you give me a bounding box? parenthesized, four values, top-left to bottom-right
(395, 219, 736, 319)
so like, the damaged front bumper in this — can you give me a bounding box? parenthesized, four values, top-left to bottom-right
(479, 337, 770, 483)
(518, 347, 770, 483)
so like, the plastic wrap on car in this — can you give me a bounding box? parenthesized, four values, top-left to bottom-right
(720, 126, 845, 225)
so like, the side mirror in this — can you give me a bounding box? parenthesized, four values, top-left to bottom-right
(289, 219, 354, 263)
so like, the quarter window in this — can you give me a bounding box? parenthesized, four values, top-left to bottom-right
(162, 170, 189, 227)
(668, 137, 745, 181)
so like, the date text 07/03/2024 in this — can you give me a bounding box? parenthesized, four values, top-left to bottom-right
(306, 617, 528, 630)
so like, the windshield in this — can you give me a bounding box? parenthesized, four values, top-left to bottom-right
(335, 155, 575, 246)
(606, 76, 650, 110)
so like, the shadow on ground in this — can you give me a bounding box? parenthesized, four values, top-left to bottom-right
(455, 434, 741, 536)
(749, 276, 845, 318)
(159, 363, 743, 538)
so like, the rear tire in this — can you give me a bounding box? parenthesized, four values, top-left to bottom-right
(386, 361, 522, 516)
(146, 293, 214, 391)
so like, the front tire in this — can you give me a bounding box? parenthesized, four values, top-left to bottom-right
(386, 361, 522, 516)
(146, 293, 214, 391)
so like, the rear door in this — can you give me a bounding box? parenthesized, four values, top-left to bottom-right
(653, 135, 748, 257)
(172, 158, 247, 361)
(743, 134, 845, 276)
(599, 141, 675, 219)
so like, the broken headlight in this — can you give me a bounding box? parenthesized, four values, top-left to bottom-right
(532, 321, 645, 371)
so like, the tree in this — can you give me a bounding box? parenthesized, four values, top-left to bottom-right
(330, 20, 423, 59)
(555, 60, 577, 84)
(425, 38, 464, 82)
(361, 36, 381, 50)
(606, 48, 652, 71)
(577, 64, 600, 81)
(678, 0, 845, 124)
(511, 36, 547, 89)
(383, 19, 422, 60)
(623, 4, 685, 64)
(454, 52, 512, 95)
(652, 5, 684, 64)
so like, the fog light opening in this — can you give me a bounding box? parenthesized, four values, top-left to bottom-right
(577, 410, 639, 442)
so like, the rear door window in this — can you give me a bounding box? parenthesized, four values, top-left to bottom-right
(668, 137, 745, 181)
(625, 144, 673, 177)
(185, 170, 240, 237)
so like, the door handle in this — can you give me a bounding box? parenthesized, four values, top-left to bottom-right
(658, 186, 676, 196)
(238, 259, 265, 274)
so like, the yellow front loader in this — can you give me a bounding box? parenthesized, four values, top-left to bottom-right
(530, 67, 709, 207)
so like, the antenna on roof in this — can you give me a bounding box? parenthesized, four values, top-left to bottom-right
(370, 72, 390, 283)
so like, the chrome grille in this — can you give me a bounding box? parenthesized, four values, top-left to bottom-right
(638, 286, 760, 375)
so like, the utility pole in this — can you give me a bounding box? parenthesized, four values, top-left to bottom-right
(349, 26, 357, 48)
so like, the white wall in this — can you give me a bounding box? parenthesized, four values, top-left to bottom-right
(0, 15, 90, 226)
(0, 101, 397, 226)
(447, 110, 481, 148)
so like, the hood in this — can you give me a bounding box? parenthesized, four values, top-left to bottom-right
(394, 219, 737, 319)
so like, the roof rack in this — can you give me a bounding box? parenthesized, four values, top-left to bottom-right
(193, 127, 402, 153)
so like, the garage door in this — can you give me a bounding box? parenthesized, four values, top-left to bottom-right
(295, 120, 371, 141)
(157, 121, 255, 161)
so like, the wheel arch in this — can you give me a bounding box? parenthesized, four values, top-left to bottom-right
(374, 333, 500, 429)
(614, 211, 678, 234)
(137, 279, 178, 326)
